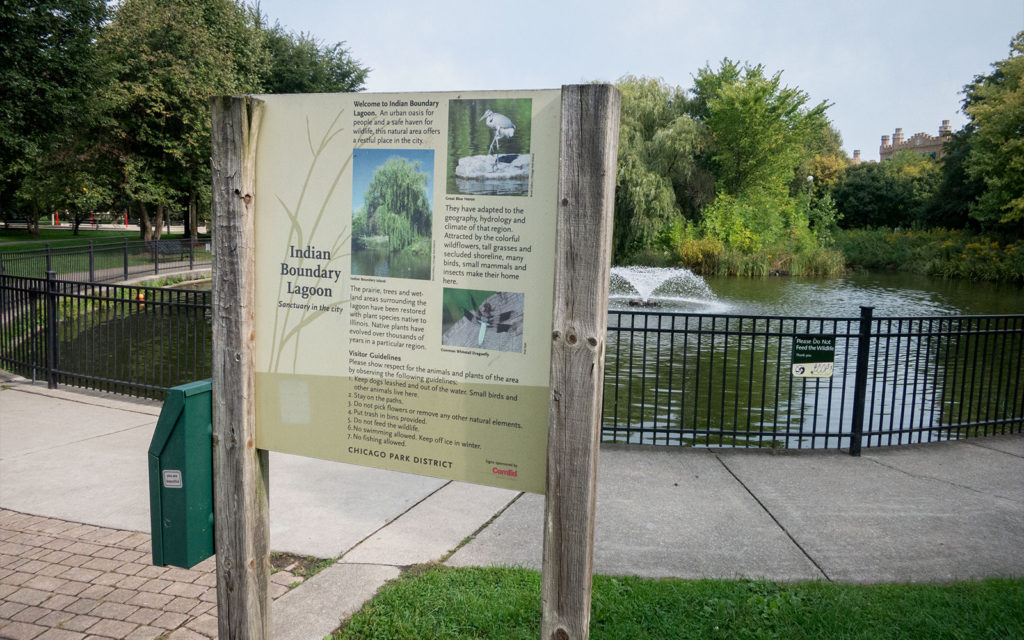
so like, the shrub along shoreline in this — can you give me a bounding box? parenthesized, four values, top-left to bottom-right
(638, 228, 1024, 283)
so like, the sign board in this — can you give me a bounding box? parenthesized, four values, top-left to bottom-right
(792, 335, 835, 378)
(252, 91, 561, 494)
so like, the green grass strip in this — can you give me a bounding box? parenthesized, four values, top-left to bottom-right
(331, 566, 1024, 640)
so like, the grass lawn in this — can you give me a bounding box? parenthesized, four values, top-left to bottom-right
(0, 228, 149, 252)
(332, 566, 1024, 640)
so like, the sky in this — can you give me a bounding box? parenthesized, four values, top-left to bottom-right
(254, 0, 1024, 161)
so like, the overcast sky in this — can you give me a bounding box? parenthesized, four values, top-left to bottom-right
(254, 0, 1023, 161)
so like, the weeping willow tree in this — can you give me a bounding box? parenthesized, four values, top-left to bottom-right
(354, 157, 432, 251)
(613, 76, 711, 261)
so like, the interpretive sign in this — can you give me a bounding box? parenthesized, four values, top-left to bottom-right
(251, 91, 561, 494)
(792, 335, 836, 378)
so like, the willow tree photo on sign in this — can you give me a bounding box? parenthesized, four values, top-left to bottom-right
(351, 149, 434, 280)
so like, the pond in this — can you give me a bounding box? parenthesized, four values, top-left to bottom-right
(610, 268, 1023, 317)
(606, 268, 1023, 449)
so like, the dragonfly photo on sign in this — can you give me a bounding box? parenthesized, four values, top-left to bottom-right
(441, 288, 524, 352)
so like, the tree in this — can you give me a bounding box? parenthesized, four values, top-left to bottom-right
(0, 0, 107, 233)
(355, 158, 432, 252)
(832, 152, 940, 229)
(612, 76, 710, 261)
(96, 0, 269, 240)
(791, 124, 847, 198)
(260, 22, 368, 94)
(696, 61, 831, 198)
(962, 31, 1024, 231)
(691, 60, 832, 251)
(927, 128, 985, 229)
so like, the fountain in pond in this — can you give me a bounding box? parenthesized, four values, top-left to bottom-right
(609, 266, 721, 311)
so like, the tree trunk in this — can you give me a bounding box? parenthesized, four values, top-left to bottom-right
(153, 204, 164, 240)
(28, 201, 40, 238)
(188, 194, 198, 240)
(138, 202, 153, 241)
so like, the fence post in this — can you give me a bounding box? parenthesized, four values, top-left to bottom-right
(153, 239, 160, 275)
(0, 251, 4, 276)
(45, 270, 58, 389)
(849, 305, 874, 456)
(189, 238, 195, 270)
(46, 244, 52, 273)
(88, 241, 95, 283)
(123, 238, 129, 281)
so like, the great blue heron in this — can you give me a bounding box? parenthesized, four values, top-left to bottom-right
(479, 109, 515, 154)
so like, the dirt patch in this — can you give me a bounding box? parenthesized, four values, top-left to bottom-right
(270, 552, 333, 579)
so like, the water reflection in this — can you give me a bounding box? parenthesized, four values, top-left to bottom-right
(609, 270, 1023, 316)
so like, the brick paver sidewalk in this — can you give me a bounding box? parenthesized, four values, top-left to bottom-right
(0, 509, 296, 639)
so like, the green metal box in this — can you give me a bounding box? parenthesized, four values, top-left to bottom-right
(148, 379, 214, 568)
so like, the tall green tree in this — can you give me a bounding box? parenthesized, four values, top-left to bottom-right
(96, 0, 268, 240)
(962, 31, 1024, 231)
(260, 22, 368, 94)
(691, 60, 832, 251)
(832, 152, 940, 229)
(0, 0, 107, 233)
(612, 76, 710, 261)
(355, 158, 432, 252)
(697, 61, 831, 198)
(928, 128, 985, 229)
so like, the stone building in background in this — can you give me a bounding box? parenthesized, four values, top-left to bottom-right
(879, 120, 953, 162)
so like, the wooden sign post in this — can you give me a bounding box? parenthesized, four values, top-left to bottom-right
(209, 86, 619, 640)
(210, 95, 271, 639)
(541, 85, 621, 640)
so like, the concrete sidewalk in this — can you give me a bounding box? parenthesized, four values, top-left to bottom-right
(2, 376, 1022, 639)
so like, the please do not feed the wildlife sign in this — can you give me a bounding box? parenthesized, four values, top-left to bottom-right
(251, 90, 562, 494)
(792, 335, 836, 378)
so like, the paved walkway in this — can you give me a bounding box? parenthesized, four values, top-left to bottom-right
(2, 375, 1022, 639)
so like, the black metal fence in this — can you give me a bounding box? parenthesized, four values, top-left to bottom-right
(2, 272, 1022, 451)
(604, 308, 1024, 451)
(1, 273, 211, 397)
(0, 238, 211, 282)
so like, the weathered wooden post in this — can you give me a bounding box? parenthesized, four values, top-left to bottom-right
(540, 84, 621, 640)
(210, 95, 270, 639)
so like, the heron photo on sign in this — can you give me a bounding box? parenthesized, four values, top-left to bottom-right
(350, 148, 434, 280)
(447, 98, 533, 196)
(441, 288, 524, 352)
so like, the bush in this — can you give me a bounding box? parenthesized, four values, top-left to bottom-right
(672, 234, 724, 273)
(836, 228, 1024, 283)
(791, 246, 845, 276)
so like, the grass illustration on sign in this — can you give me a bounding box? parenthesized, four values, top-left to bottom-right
(269, 109, 364, 373)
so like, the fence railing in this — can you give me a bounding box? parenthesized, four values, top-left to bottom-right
(2, 273, 1022, 451)
(604, 308, 1024, 451)
(0, 238, 211, 283)
(1, 273, 211, 396)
